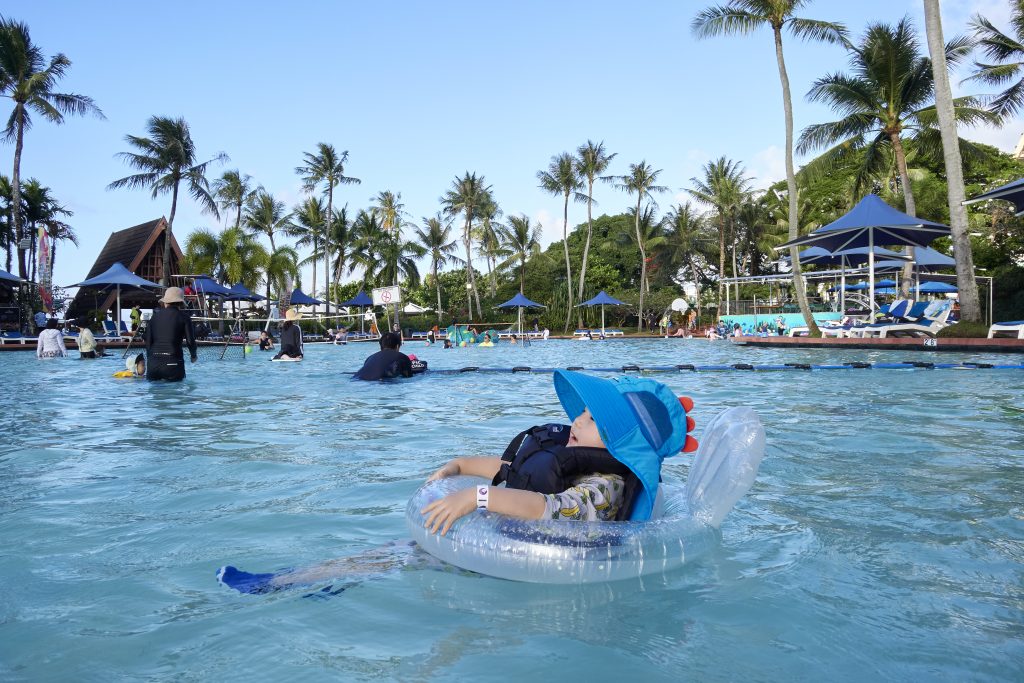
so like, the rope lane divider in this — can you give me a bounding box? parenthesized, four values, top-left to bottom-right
(336, 362, 1024, 375)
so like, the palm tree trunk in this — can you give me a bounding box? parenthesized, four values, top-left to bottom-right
(462, 216, 475, 320)
(29, 223, 36, 283)
(311, 234, 318, 305)
(163, 181, 180, 286)
(774, 26, 820, 336)
(434, 262, 443, 324)
(922, 0, 982, 323)
(690, 256, 701, 326)
(235, 204, 242, 230)
(578, 179, 594, 328)
(636, 196, 646, 333)
(520, 256, 526, 294)
(890, 132, 917, 298)
(717, 215, 726, 318)
(13, 115, 26, 279)
(561, 192, 574, 333)
(325, 186, 334, 316)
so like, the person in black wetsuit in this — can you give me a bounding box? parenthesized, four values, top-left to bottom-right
(353, 331, 412, 380)
(144, 287, 197, 382)
(273, 309, 304, 360)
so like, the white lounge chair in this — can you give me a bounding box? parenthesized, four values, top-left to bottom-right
(988, 321, 1024, 339)
(859, 301, 953, 338)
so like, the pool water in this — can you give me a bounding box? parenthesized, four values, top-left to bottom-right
(1, 339, 1022, 681)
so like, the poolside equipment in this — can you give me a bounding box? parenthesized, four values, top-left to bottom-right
(578, 291, 627, 337)
(964, 176, 1024, 215)
(72, 262, 161, 336)
(777, 194, 951, 313)
(497, 292, 546, 335)
(406, 406, 765, 583)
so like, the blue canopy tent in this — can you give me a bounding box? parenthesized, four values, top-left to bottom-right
(192, 276, 232, 297)
(497, 292, 546, 335)
(0, 268, 20, 284)
(72, 262, 161, 331)
(874, 246, 956, 298)
(577, 290, 627, 336)
(285, 288, 323, 306)
(777, 194, 951, 311)
(918, 281, 958, 294)
(795, 246, 911, 311)
(225, 282, 264, 302)
(963, 177, 1024, 216)
(340, 290, 374, 333)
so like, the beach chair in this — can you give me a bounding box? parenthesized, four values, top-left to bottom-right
(98, 320, 120, 338)
(859, 301, 952, 338)
(987, 321, 1024, 339)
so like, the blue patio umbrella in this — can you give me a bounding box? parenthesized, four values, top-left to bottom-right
(777, 194, 951, 311)
(918, 281, 957, 294)
(497, 292, 546, 334)
(875, 245, 955, 272)
(963, 177, 1024, 216)
(285, 288, 323, 306)
(796, 246, 911, 312)
(0, 267, 21, 284)
(225, 282, 265, 302)
(72, 262, 161, 329)
(192, 276, 232, 297)
(578, 290, 627, 336)
(340, 290, 373, 307)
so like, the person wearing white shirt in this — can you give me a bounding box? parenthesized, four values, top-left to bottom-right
(36, 318, 67, 358)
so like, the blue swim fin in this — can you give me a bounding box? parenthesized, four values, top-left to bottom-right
(217, 565, 280, 594)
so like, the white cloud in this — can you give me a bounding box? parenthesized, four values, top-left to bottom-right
(534, 208, 563, 249)
(748, 145, 786, 189)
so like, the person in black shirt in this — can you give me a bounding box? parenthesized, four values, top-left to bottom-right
(258, 330, 274, 351)
(144, 287, 197, 382)
(353, 332, 413, 380)
(273, 309, 304, 360)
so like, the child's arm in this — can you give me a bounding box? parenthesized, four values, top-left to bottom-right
(426, 456, 502, 482)
(421, 487, 546, 536)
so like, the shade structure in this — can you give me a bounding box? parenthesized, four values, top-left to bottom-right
(72, 262, 161, 331)
(497, 292, 546, 335)
(340, 290, 373, 307)
(285, 288, 323, 306)
(875, 246, 955, 272)
(578, 290, 628, 336)
(918, 281, 957, 293)
(777, 194, 951, 312)
(0, 268, 21, 283)
(796, 245, 911, 267)
(192, 276, 232, 297)
(964, 177, 1024, 216)
(225, 282, 265, 302)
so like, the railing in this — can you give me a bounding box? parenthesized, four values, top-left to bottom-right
(718, 298, 835, 316)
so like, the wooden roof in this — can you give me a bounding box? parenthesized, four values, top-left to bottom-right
(68, 217, 184, 317)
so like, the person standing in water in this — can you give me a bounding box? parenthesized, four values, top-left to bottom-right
(144, 287, 197, 381)
(273, 309, 304, 360)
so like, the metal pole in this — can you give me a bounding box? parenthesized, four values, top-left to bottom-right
(868, 230, 875, 315)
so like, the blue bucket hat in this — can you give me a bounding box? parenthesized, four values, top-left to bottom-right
(552, 370, 697, 521)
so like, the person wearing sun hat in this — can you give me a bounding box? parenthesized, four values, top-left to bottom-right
(272, 308, 304, 360)
(421, 370, 698, 534)
(144, 286, 197, 381)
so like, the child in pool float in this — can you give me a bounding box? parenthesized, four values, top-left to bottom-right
(113, 353, 146, 378)
(421, 370, 699, 535)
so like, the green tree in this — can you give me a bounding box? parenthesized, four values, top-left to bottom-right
(475, 193, 505, 296)
(441, 172, 491, 320)
(291, 196, 326, 301)
(797, 18, 989, 295)
(108, 116, 225, 285)
(327, 205, 355, 301)
(265, 245, 300, 303)
(244, 189, 293, 252)
(414, 213, 459, 322)
(0, 17, 103, 279)
(21, 178, 72, 282)
(499, 214, 543, 294)
(538, 152, 585, 331)
(688, 157, 749, 315)
(575, 140, 616, 327)
(660, 203, 712, 324)
(211, 170, 256, 231)
(183, 226, 268, 290)
(966, 2, 1024, 119)
(296, 143, 360, 313)
(693, 0, 847, 335)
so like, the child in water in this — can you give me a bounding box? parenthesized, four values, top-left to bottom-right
(421, 370, 698, 534)
(113, 353, 146, 378)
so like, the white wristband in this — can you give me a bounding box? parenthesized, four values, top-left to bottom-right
(476, 485, 489, 510)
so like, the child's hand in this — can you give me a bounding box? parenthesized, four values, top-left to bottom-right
(426, 461, 460, 482)
(421, 488, 476, 536)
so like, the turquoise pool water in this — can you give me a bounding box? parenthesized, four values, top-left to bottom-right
(1, 340, 1022, 681)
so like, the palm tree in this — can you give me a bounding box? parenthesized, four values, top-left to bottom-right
(414, 213, 459, 321)
(610, 162, 666, 331)
(688, 157, 751, 316)
(244, 189, 293, 252)
(212, 170, 256, 230)
(966, 3, 1024, 119)
(21, 179, 72, 282)
(925, 0, 982, 324)
(693, 1, 847, 335)
(350, 209, 384, 286)
(499, 214, 543, 294)
(797, 18, 989, 295)
(290, 196, 326, 301)
(108, 116, 225, 285)
(575, 140, 616, 327)
(538, 152, 585, 331)
(265, 245, 300, 304)
(0, 174, 13, 271)
(661, 203, 711, 325)
(183, 227, 268, 291)
(475, 193, 505, 296)
(296, 143, 360, 313)
(0, 18, 103, 279)
(440, 172, 491, 320)
(371, 190, 406, 235)
(327, 205, 354, 303)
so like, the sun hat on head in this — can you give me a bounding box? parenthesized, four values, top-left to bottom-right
(284, 308, 302, 321)
(159, 287, 185, 304)
(552, 370, 698, 521)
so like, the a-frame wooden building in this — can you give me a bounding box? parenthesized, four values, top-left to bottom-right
(67, 217, 183, 319)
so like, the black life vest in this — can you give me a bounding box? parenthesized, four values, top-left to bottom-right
(491, 424, 641, 521)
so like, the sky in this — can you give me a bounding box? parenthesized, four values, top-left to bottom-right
(5, 0, 1020, 296)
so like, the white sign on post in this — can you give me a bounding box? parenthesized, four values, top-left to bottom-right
(372, 285, 402, 306)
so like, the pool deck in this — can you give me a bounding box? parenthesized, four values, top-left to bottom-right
(732, 335, 1024, 354)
